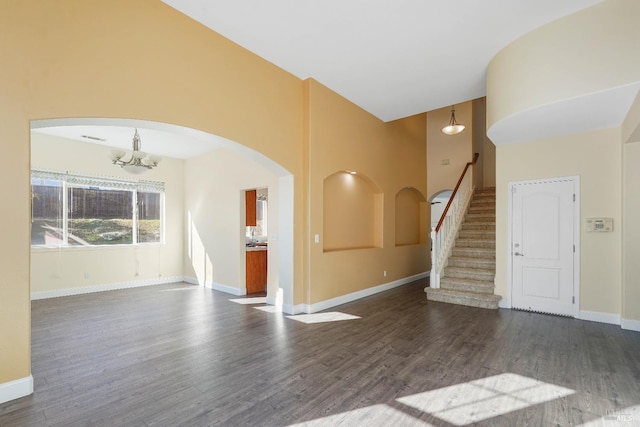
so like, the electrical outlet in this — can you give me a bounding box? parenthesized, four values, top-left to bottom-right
(384, 270, 387, 277)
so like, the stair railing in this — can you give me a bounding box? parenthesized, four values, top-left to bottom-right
(430, 153, 479, 289)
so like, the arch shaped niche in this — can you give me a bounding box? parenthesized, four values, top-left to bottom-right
(395, 187, 428, 246)
(30, 118, 295, 310)
(323, 171, 383, 252)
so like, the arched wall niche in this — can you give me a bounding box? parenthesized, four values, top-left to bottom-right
(395, 187, 428, 246)
(323, 171, 383, 252)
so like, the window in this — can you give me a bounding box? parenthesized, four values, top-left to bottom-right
(31, 170, 164, 247)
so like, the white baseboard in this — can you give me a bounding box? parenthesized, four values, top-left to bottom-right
(621, 318, 640, 332)
(31, 276, 185, 300)
(498, 299, 511, 309)
(295, 272, 429, 314)
(286, 303, 305, 315)
(183, 276, 246, 296)
(0, 375, 33, 405)
(211, 283, 245, 296)
(578, 310, 621, 325)
(182, 276, 199, 286)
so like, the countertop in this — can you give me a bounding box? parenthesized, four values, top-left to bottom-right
(246, 245, 268, 252)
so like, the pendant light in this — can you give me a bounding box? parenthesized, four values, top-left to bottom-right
(441, 105, 465, 135)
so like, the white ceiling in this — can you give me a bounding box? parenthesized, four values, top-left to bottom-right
(161, 0, 604, 122)
(33, 1, 613, 154)
(31, 118, 227, 159)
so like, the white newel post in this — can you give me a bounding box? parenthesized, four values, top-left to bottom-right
(430, 227, 439, 288)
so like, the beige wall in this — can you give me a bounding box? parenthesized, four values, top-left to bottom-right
(183, 148, 280, 296)
(30, 133, 184, 293)
(623, 142, 640, 323)
(487, 0, 640, 131)
(622, 92, 640, 324)
(427, 102, 473, 199)
(496, 127, 622, 316)
(306, 79, 428, 304)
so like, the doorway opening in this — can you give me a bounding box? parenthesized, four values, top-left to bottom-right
(30, 118, 295, 312)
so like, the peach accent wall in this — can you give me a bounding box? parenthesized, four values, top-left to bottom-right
(395, 188, 428, 246)
(306, 79, 428, 303)
(323, 172, 383, 251)
(426, 102, 473, 199)
(0, 0, 429, 392)
(0, 0, 304, 388)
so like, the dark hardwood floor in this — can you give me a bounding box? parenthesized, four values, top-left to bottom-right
(1, 279, 639, 426)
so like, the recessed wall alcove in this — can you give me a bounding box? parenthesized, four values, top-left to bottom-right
(395, 187, 428, 246)
(323, 171, 383, 252)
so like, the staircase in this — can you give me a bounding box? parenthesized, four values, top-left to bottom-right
(426, 187, 501, 309)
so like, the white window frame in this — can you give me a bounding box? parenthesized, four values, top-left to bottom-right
(31, 170, 165, 248)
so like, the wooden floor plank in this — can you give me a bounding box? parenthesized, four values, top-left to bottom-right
(1, 279, 639, 426)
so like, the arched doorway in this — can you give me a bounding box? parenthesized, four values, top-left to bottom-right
(30, 118, 295, 311)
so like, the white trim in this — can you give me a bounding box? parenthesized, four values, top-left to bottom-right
(578, 310, 621, 325)
(293, 272, 429, 315)
(211, 283, 246, 296)
(183, 276, 247, 296)
(621, 318, 640, 332)
(31, 276, 185, 300)
(0, 375, 33, 405)
(182, 276, 199, 286)
(285, 303, 305, 315)
(573, 178, 581, 319)
(498, 299, 511, 309)
(507, 176, 581, 318)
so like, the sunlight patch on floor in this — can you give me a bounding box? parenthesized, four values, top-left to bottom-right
(286, 404, 433, 426)
(397, 373, 574, 426)
(286, 312, 361, 324)
(229, 297, 267, 305)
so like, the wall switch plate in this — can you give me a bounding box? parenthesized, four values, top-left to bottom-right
(314, 234, 320, 243)
(442, 159, 450, 165)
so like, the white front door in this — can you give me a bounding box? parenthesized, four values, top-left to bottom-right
(511, 178, 576, 316)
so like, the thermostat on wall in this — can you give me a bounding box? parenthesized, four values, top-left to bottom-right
(586, 218, 613, 232)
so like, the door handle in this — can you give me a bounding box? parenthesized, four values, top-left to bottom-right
(514, 252, 524, 256)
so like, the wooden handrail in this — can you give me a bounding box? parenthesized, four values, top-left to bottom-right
(435, 152, 479, 232)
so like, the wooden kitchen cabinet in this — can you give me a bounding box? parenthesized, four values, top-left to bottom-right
(246, 250, 267, 294)
(245, 189, 257, 226)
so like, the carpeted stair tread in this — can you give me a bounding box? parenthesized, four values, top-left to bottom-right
(452, 247, 495, 258)
(427, 187, 500, 310)
(447, 256, 495, 269)
(425, 288, 500, 310)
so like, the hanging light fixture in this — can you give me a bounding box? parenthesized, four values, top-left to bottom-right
(110, 129, 161, 175)
(441, 105, 465, 135)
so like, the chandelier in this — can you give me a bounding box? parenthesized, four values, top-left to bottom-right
(441, 105, 466, 135)
(110, 129, 161, 175)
